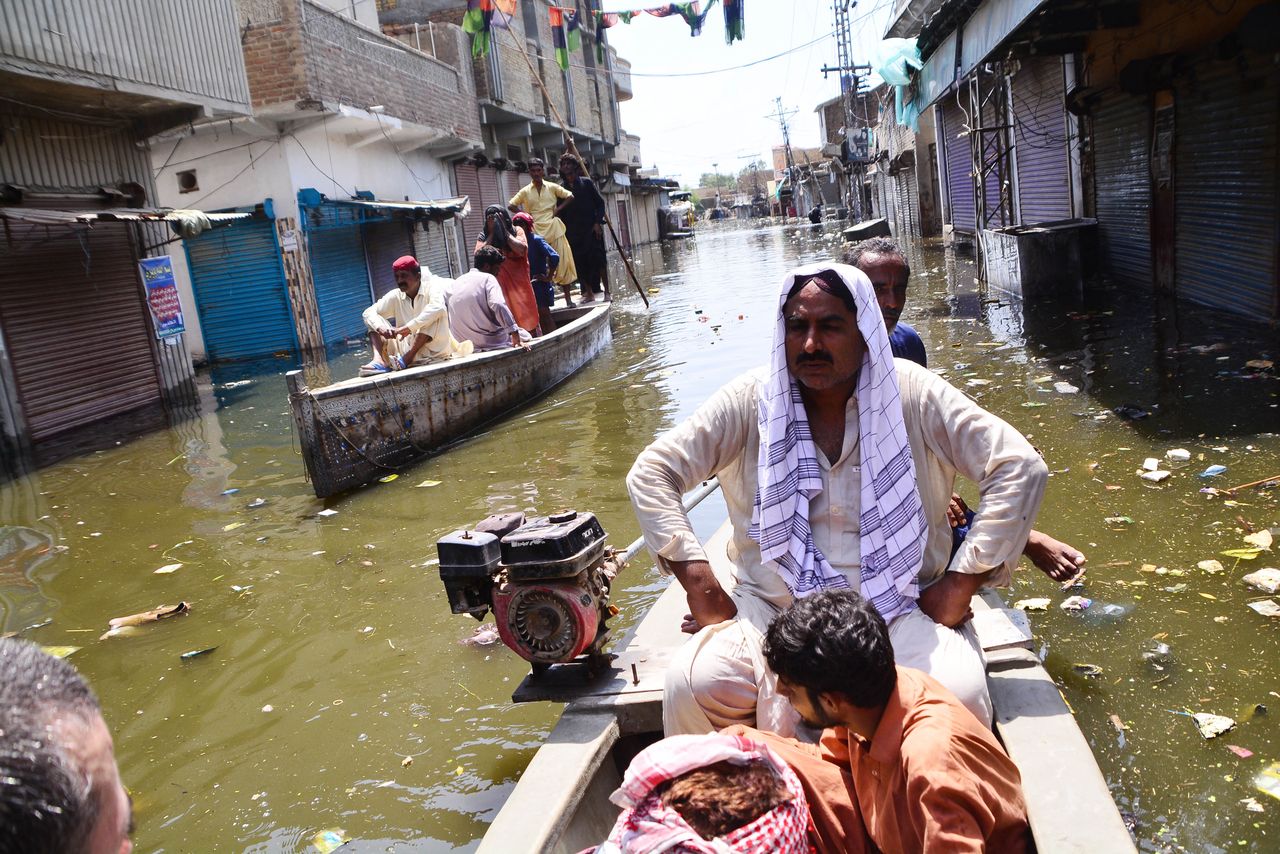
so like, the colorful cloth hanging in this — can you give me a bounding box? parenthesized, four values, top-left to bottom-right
(593, 3, 716, 61)
(723, 0, 744, 43)
(549, 6, 583, 70)
(462, 0, 518, 57)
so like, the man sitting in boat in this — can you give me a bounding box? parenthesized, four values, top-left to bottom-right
(361, 255, 470, 375)
(595, 731, 811, 853)
(626, 263, 1047, 737)
(846, 237, 1087, 584)
(729, 590, 1030, 853)
(446, 245, 529, 352)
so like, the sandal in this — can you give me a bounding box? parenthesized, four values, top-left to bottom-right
(359, 361, 391, 377)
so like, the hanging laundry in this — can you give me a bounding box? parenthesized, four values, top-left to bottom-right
(550, 6, 581, 71)
(723, 0, 744, 43)
(594, 12, 637, 63)
(463, 0, 518, 58)
(643, 3, 713, 37)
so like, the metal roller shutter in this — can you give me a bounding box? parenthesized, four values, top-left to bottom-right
(0, 225, 160, 440)
(364, 220, 414, 298)
(1012, 57, 1072, 224)
(413, 221, 454, 279)
(1092, 91, 1151, 286)
(454, 164, 485, 250)
(307, 204, 373, 345)
(940, 94, 977, 233)
(185, 218, 295, 362)
(1175, 58, 1278, 318)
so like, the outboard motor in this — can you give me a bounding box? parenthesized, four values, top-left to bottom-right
(437, 510, 618, 677)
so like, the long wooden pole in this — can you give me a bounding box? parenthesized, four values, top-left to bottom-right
(1224, 474, 1280, 494)
(492, 8, 649, 308)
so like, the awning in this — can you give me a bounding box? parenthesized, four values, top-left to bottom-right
(0, 206, 250, 237)
(914, 0, 1049, 108)
(329, 196, 471, 222)
(916, 30, 959, 108)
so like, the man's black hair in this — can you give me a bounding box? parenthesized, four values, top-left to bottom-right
(763, 590, 897, 709)
(784, 268, 857, 316)
(474, 244, 506, 270)
(527, 156, 545, 169)
(0, 638, 103, 854)
(840, 237, 911, 281)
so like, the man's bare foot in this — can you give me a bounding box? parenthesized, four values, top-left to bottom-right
(1024, 530, 1086, 582)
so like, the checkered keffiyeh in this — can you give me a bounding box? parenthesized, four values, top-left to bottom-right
(596, 733, 810, 854)
(748, 262, 925, 621)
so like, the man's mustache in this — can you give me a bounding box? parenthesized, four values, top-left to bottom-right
(796, 351, 833, 364)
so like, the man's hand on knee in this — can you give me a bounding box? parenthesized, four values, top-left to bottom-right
(664, 558, 737, 633)
(918, 569, 992, 628)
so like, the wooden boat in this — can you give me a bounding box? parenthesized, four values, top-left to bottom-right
(286, 303, 611, 498)
(477, 521, 1136, 854)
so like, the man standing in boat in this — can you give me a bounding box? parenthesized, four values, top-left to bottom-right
(845, 237, 1087, 584)
(627, 263, 1046, 737)
(508, 158, 577, 304)
(447, 246, 528, 352)
(555, 153, 609, 304)
(361, 255, 469, 375)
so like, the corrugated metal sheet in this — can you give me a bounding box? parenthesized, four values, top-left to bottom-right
(0, 224, 160, 440)
(894, 168, 920, 238)
(1012, 57, 1072, 224)
(0, 115, 151, 193)
(453, 164, 507, 253)
(413, 221, 453, 279)
(307, 205, 373, 345)
(0, 0, 250, 112)
(1092, 92, 1152, 286)
(185, 218, 297, 361)
(364, 220, 414, 298)
(939, 95, 977, 233)
(1175, 58, 1278, 319)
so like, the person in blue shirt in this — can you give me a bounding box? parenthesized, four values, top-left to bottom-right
(513, 212, 560, 335)
(844, 237, 1086, 583)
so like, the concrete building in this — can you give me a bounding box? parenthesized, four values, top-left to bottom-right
(0, 0, 252, 463)
(148, 0, 481, 364)
(864, 84, 942, 240)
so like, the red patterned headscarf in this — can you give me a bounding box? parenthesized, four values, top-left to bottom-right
(596, 733, 811, 853)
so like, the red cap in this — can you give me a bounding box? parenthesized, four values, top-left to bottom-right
(512, 212, 534, 231)
(392, 255, 420, 273)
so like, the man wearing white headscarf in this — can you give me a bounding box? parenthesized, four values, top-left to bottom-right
(627, 262, 1048, 737)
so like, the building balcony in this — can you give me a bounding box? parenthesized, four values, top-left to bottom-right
(612, 132, 642, 169)
(611, 52, 633, 102)
(242, 0, 481, 153)
(0, 0, 251, 127)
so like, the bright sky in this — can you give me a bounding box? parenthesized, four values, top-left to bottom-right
(603, 0, 895, 187)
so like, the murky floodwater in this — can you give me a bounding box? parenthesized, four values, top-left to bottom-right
(2, 222, 1278, 852)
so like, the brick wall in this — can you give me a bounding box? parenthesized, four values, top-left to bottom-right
(237, 0, 309, 109)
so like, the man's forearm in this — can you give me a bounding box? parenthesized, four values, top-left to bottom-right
(662, 558, 737, 626)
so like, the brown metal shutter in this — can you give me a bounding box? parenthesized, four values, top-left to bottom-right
(0, 224, 160, 440)
(454, 164, 485, 250)
(363, 220, 414, 297)
(413, 221, 454, 279)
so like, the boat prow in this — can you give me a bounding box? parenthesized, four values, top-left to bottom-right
(287, 303, 611, 498)
(479, 521, 1136, 854)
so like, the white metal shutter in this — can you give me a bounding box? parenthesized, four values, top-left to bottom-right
(1092, 91, 1151, 286)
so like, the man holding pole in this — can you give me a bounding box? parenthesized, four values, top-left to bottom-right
(555, 153, 609, 303)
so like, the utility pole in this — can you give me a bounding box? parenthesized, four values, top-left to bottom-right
(820, 0, 871, 220)
(768, 97, 798, 217)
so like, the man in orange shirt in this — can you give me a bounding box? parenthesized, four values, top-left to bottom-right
(730, 589, 1030, 854)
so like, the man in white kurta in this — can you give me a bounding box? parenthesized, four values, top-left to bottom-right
(361, 255, 470, 373)
(627, 263, 1047, 737)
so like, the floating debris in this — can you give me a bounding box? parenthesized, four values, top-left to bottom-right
(1054, 382, 1079, 394)
(1104, 516, 1135, 527)
(180, 646, 217, 661)
(221, 488, 240, 495)
(247, 498, 267, 509)
(1014, 598, 1051, 611)
(1060, 596, 1092, 611)
(415, 480, 442, 488)
(1197, 559, 1226, 574)
(1247, 600, 1280, 618)
(1073, 663, 1104, 678)
(1200, 465, 1228, 478)
(1166, 448, 1191, 462)
(1256, 762, 1280, 802)
(461, 624, 501, 646)
(1141, 640, 1172, 668)
(1192, 712, 1236, 739)
(1140, 470, 1171, 483)
(316, 509, 339, 517)
(222, 522, 245, 532)
(1142, 457, 1161, 472)
(1112, 404, 1149, 421)
(311, 828, 350, 854)
(1228, 745, 1255, 759)
(378, 474, 399, 483)
(41, 645, 80, 659)
(1243, 568, 1280, 594)
(154, 563, 183, 575)
(1244, 530, 1273, 551)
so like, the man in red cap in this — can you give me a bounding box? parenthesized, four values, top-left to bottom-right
(361, 255, 470, 375)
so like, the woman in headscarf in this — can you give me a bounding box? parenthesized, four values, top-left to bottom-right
(476, 204, 540, 336)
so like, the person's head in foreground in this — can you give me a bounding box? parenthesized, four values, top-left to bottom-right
(839, 238, 910, 333)
(597, 732, 811, 853)
(764, 589, 897, 730)
(0, 639, 132, 854)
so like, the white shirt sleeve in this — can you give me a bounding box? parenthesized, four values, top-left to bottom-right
(362, 290, 398, 334)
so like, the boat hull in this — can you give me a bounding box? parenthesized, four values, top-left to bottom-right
(286, 304, 611, 498)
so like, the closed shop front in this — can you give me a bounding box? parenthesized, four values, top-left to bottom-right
(453, 163, 506, 251)
(413, 221, 455, 279)
(1092, 91, 1151, 286)
(306, 204, 373, 345)
(1012, 57, 1072, 224)
(363, 219, 414, 297)
(892, 161, 919, 238)
(1174, 55, 1278, 318)
(0, 224, 160, 440)
(938, 93, 977, 234)
(185, 217, 295, 362)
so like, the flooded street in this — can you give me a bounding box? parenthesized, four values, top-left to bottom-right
(3, 222, 1279, 852)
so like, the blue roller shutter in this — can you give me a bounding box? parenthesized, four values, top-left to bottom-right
(1092, 91, 1151, 286)
(184, 218, 295, 362)
(1012, 57, 1072, 224)
(307, 205, 373, 345)
(1174, 57, 1278, 319)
